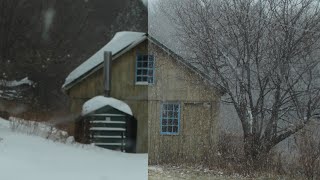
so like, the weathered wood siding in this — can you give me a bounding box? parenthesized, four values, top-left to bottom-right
(148, 43, 220, 164)
(67, 41, 148, 153)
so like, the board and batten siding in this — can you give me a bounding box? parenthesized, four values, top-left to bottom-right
(148, 42, 220, 164)
(67, 41, 149, 153)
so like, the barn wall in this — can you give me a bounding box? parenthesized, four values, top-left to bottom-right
(67, 41, 148, 153)
(148, 43, 220, 164)
(65, 39, 221, 158)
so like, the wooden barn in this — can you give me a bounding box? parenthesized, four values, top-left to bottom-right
(62, 31, 223, 162)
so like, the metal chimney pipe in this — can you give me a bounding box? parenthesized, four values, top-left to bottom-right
(103, 51, 112, 97)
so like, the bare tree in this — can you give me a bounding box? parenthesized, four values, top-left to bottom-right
(159, 0, 320, 165)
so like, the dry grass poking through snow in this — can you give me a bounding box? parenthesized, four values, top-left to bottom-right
(8, 117, 73, 143)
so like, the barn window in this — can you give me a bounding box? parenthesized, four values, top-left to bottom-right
(160, 103, 180, 135)
(135, 54, 154, 84)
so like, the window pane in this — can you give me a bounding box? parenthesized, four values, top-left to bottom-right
(148, 77, 153, 84)
(136, 55, 155, 84)
(162, 119, 167, 125)
(173, 119, 178, 126)
(148, 70, 153, 76)
(148, 61, 154, 68)
(160, 103, 180, 134)
(142, 70, 148, 75)
(162, 110, 167, 118)
(174, 112, 178, 118)
(174, 105, 179, 112)
(173, 126, 178, 133)
(162, 126, 167, 133)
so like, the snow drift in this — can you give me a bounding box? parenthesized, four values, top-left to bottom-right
(0, 118, 147, 180)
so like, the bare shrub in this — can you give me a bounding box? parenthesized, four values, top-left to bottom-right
(295, 127, 320, 180)
(217, 131, 286, 176)
(216, 131, 246, 173)
(9, 117, 39, 135)
(9, 117, 69, 143)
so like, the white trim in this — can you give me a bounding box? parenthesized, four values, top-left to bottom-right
(93, 143, 125, 146)
(135, 81, 149, 86)
(91, 121, 125, 124)
(92, 135, 125, 138)
(91, 114, 126, 117)
(89, 127, 125, 131)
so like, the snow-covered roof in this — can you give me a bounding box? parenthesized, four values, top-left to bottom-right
(62, 31, 147, 89)
(82, 96, 133, 116)
(62, 31, 224, 94)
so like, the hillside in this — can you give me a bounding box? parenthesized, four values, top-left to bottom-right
(0, 0, 147, 113)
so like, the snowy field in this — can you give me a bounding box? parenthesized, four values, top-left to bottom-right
(0, 118, 147, 180)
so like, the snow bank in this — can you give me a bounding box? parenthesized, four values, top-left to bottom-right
(0, 117, 10, 128)
(0, 77, 33, 87)
(0, 118, 147, 180)
(63, 31, 147, 88)
(82, 96, 133, 116)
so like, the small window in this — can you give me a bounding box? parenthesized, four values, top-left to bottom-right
(136, 54, 154, 84)
(160, 103, 180, 135)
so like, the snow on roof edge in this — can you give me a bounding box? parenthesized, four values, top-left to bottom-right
(82, 96, 133, 116)
(62, 31, 147, 90)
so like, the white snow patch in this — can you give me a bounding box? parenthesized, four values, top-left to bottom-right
(0, 77, 33, 87)
(0, 118, 147, 180)
(82, 96, 133, 116)
(63, 31, 147, 88)
(0, 117, 10, 128)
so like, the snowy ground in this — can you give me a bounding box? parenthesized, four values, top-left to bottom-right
(148, 166, 246, 180)
(0, 118, 147, 180)
(148, 166, 292, 180)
